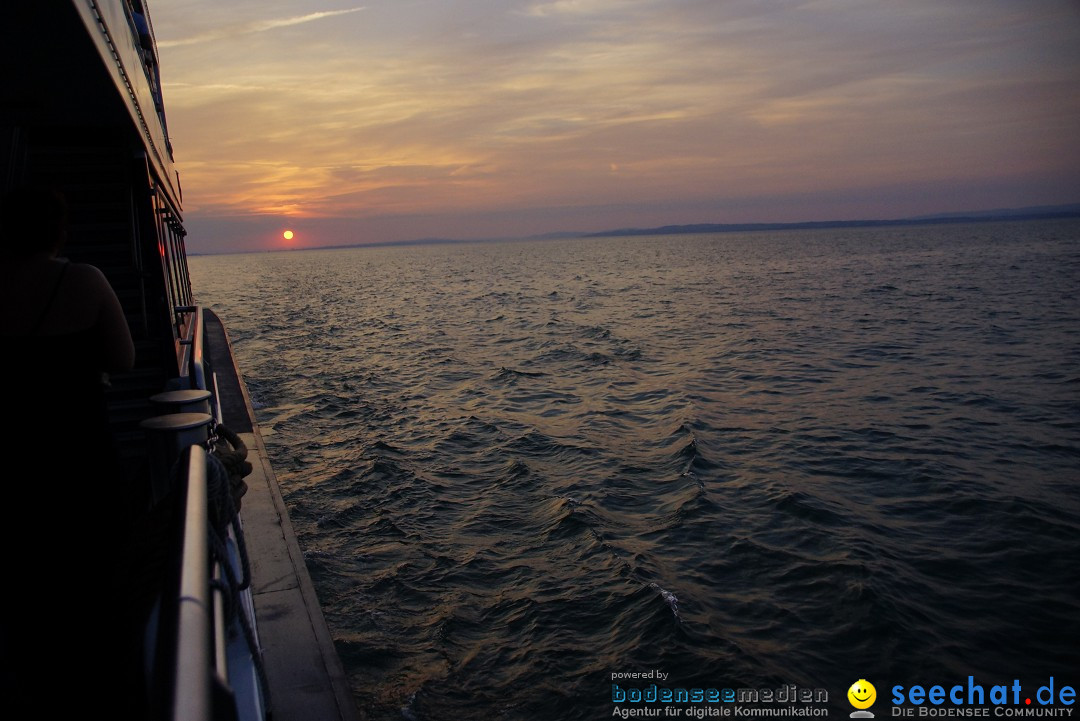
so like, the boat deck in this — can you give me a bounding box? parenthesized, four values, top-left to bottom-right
(203, 309, 362, 721)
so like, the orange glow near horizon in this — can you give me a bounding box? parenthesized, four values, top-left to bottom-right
(154, 2, 1080, 252)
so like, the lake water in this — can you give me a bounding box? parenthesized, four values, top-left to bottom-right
(190, 220, 1080, 720)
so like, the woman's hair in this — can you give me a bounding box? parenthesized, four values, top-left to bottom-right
(0, 185, 69, 258)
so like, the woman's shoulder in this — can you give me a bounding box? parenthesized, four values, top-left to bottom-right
(63, 261, 116, 294)
(64, 260, 107, 279)
(61, 260, 135, 371)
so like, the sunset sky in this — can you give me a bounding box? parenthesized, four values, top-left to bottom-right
(152, 0, 1080, 253)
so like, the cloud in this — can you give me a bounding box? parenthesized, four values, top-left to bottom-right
(155, 0, 1080, 250)
(158, 7, 365, 47)
(524, 0, 645, 17)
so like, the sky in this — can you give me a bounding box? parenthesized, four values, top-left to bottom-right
(151, 0, 1080, 253)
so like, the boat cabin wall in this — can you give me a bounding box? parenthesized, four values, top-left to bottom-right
(1, 126, 195, 487)
(2, 0, 197, 491)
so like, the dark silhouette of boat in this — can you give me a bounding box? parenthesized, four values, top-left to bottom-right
(1, 3, 360, 719)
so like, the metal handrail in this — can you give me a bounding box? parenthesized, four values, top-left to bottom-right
(161, 324, 267, 720)
(175, 304, 207, 391)
(210, 371, 224, 427)
(170, 443, 268, 721)
(173, 444, 211, 721)
(191, 305, 206, 391)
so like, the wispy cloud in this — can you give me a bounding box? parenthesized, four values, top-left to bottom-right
(154, 0, 1080, 250)
(158, 7, 365, 48)
(525, 0, 627, 17)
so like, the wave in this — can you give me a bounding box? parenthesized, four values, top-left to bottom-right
(191, 220, 1080, 720)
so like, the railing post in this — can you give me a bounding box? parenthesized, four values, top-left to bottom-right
(174, 305, 205, 390)
(191, 306, 206, 390)
(173, 445, 211, 721)
(139, 412, 212, 506)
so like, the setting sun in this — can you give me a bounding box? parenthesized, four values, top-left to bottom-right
(283, 229, 294, 240)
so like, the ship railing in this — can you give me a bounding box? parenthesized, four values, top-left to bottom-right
(172, 444, 212, 721)
(173, 303, 224, 424)
(175, 304, 207, 392)
(148, 307, 266, 721)
(170, 444, 267, 721)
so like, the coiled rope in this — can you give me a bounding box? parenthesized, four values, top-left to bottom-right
(210, 422, 252, 512)
(204, 425, 269, 714)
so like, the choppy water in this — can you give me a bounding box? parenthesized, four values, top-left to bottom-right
(190, 220, 1080, 720)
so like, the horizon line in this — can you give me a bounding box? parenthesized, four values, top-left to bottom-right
(189, 202, 1080, 256)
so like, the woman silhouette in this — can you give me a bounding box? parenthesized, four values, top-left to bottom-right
(0, 185, 140, 714)
(0, 185, 134, 371)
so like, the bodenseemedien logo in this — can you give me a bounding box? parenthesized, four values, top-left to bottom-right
(608, 670, 830, 717)
(849, 679, 877, 718)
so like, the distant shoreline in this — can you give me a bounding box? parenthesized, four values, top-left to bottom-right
(584, 204, 1080, 238)
(189, 203, 1080, 255)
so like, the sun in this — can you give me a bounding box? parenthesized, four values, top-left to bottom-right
(283, 229, 294, 241)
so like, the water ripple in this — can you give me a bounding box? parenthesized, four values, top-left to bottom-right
(192, 220, 1080, 720)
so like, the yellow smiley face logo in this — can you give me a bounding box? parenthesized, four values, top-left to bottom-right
(848, 679, 876, 709)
